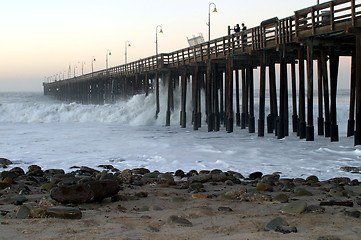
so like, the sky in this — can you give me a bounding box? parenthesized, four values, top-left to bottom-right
(0, 0, 352, 92)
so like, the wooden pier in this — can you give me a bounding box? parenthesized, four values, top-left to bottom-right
(44, 0, 361, 145)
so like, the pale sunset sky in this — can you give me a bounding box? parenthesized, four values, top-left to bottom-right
(0, 0, 351, 92)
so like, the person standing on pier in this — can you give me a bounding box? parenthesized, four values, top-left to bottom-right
(241, 23, 247, 44)
(234, 24, 241, 44)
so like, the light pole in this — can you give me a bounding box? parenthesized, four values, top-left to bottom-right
(74, 64, 78, 77)
(106, 49, 111, 71)
(81, 61, 86, 75)
(155, 25, 163, 55)
(91, 56, 96, 73)
(207, 2, 218, 42)
(125, 40, 131, 64)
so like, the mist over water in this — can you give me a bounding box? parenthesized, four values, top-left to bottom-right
(0, 88, 360, 181)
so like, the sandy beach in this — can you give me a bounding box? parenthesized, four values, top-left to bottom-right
(0, 161, 360, 240)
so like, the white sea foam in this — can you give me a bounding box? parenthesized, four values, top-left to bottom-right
(0, 89, 360, 180)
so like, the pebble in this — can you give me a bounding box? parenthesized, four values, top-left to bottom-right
(256, 182, 273, 192)
(13, 195, 28, 205)
(46, 206, 82, 219)
(344, 210, 360, 218)
(16, 206, 31, 219)
(307, 205, 325, 213)
(265, 217, 289, 231)
(218, 206, 233, 212)
(50, 180, 120, 204)
(273, 193, 289, 203)
(282, 200, 307, 214)
(249, 171, 263, 180)
(0, 158, 13, 166)
(191, 193, 208, 199)
(167, 215, 193, 227)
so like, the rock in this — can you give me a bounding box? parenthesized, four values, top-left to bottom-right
(119, 169, 133, 184)
(186, 170, 198, 177)
(329, 187, 345, 197)
(30, 206, 47, 218)
(13, 195, 28, 205)
(0, 182, 11, 190)
(174, 169, 185, 178)
(188, 183, 205, 193)
(218, 207, 233, 212)
(10, 167, 25, 176)
(132, 168, 150, 175)
(3, 177, 13, 184)
(16, 206, 31, 219)
(265, 217, 289, 231)
(307, 205, 325, 213)
(262, 174, 280, 184)
(340, 166, 361, 172)
(249, 171, 263, 180)
(147, 225, 160, 232)
(97, 165, 114, 170)
(282, 200, 307, 214)
(50, 180, 120, 204)
(167, 215, 193, 227)
(256, 182, 273, 192)
(192, 193, 208, 199)
(344, 210, 360, 218)
(356, 198, 361, 206)
(40, 182, 57, 191)
(273, 193, 289, 203)
(157, 173, 175, 185)
(139, 206, 150, 212)
(221, 187, 247, 200)
(211, 172, 228, 182)
(227, 171, 244, 179)
(46, 206, 82, 219)
(294, 188, 313, 196)
(0, 158, 13, 166)
(188, 174, 211, 183)
(275, 225, 298, 234)
(44, 169, 65, 176)
(306, 175, 319, 185)
(99, 173, 119, 182)
(77, 166, 99, 175)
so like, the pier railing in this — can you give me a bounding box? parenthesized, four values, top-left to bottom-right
(46, 0, 360, 86)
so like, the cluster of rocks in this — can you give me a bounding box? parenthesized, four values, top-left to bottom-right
(1, 157, 361, 237)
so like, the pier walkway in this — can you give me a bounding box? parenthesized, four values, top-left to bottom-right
(43, 0, 361, 145)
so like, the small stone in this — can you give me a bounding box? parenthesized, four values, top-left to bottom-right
(46, 206, 82, 219)
(222, 187, 247, 200)
(40, 182, 57, 191)
(345, 210, 360, 218)
(188, 183, 205, 193)
(239, 193, 272, 202)
(191, 193, 208, 199)
(16, 206, 31, 219)
(218, 207, 233, 212)
(282, 200, 307, 214)
(174, 169, 185, 178)
(249, 172, 263, 180)
(157, 173, 175, 185)
(13, 195, 28, 205)
(44, 169, 65, 176)
(132, 168, 150, 175)
(186, 170, 198, 177)
(188, 174, 211, 183)
(275, 225, 297, 234)
(356, 198, 361, 205)
(0, 182, 11, 190)
(79, 166, 100, 175)
(256, 182, 273, 192)
(306, 175, 319, 185)
(340, 166, 361, 172)
(307, 205, 325, 213)
(273, 194, 289, 203)
(265, 217, 289, 231)
(227, 171, 244, 179)
(0, 158, 13, 166)
(143, 171, 160, 179)
(147, 225, 160, 232)
(97, 165, 114, 170)
(3, 177, 13, 184)
(30, 206, 47, 218)
(294, 188, 313, 196)
(329, 187, 345, 197)
(167, 215, 193, 227)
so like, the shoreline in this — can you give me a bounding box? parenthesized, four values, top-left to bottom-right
(1, 161, 360, 239)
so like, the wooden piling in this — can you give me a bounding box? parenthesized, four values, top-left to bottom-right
(298, 47, 306, 139)
(321, 49, 331, 137)
(258, 52, 266, 137)
(181, 69, 187, 128)
(166, 71, 172, 126)
(355, 34, 361, 145)
(248, 64, 255, 133)
(268, 59, 277, 134)
(291, 61, 298, 133)
(329, 48, 339, 142)
(235, 69, 241, 126)
(347, 51, 356, 137)
(155, 71, 160, 119)
(241, 67, 247, 129)
(306, 44, 314, 141)
(226, 56, 234, 133)
(317, 57, 324, 136)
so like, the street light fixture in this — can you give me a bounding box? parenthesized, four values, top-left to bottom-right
(91, 56, 96, 73)
(207, 2, 218, 42)
(125, 40, 131, 64)
(155, 25, 163, 55)
(106, 49, 111, 71)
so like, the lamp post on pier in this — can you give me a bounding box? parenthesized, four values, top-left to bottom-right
(125, 40, 131, 64)
(155, 25, 163, 55)
(81, 61, 86, 75)
(106, 49, 111, 72)
(91, 56, 96, 73)
(207, 2, 218, 42)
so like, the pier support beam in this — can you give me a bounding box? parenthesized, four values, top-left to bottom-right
(155, 71, 160, 119)
(206, 60, 215, 132)
(180, 69, 187, 128)
(321, 49, 331, 137)
(226, 56, 234, 133)
(166, 71, 173, 126)
(192, 66, 199, 130)
(278, 51, 288, 139)
(298, 47, 306, 139)
(317, 57, 324, 136)
(241, 67, 247, 129)
(348, 51, 356, 137)
(306, 44, 314, 141)
(248, 64, 255, 133)
(268, 59, 277, 133)
(291, 61, 298, 133)
(258, 52, 266, 137)
(355, 34, 361, 145)
(235, 69, 241, 126)
(329, 48, 339, 142)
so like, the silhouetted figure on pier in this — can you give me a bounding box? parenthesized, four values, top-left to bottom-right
(241, 23, 247, 44)
(234, 24, 241, 44)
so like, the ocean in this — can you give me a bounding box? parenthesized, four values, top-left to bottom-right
(0, 88, 360, 181)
